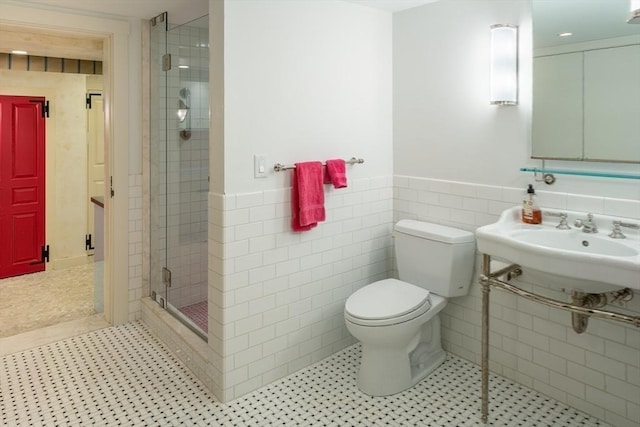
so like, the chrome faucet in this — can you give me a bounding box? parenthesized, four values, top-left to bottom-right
(574, 213, 598, 233)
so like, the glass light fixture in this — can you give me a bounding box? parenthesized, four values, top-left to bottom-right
(490, 24, 518, 106)
(629, 0, 640, 23)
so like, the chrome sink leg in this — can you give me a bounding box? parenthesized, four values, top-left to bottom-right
(480, 254, 491, 424)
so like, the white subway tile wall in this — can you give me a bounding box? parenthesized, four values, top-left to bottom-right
(129, 173, 143, 320)
(209, 176, 394, 401)
(394, 175, 640, 427)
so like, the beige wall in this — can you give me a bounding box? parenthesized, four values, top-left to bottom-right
(0, 69, 92, 269)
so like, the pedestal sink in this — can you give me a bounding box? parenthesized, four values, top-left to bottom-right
(476, 207, 640, 293)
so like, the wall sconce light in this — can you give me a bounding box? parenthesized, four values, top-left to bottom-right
(629, 0, 640, 23)
(490, 24, 518, 106)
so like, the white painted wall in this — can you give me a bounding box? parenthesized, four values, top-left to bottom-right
(208, 0, 394, 401)
(394, 0, 531, 188)
(224, 0, 393, 194)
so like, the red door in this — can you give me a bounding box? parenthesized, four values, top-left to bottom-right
(0, 95, 46, 279)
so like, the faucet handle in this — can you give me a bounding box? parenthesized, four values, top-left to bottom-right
(556, 213, 571, 230)
(609, 221, 626, 239)
(609, 220, 640, 239)
(544, 211, 571, 229)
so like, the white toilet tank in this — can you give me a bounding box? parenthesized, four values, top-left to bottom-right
(394, 220, 475, 298)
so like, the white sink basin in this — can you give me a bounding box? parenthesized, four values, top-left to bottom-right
(476, 207, 640, 293)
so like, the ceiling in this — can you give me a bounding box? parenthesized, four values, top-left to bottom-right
(11, 0, 209, 26)
(342, 0, 438, 12)
(0, 0, 208, 59)
(0, 0, 438, 60)
(10, 0, 436, 24)
(0, 24, 103, 60)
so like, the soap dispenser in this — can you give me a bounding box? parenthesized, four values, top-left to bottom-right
(522, 184, 542, 224)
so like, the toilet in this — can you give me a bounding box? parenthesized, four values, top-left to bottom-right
(344, 219, 475, 396)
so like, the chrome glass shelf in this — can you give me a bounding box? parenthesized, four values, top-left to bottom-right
(520, 167, 640, 180)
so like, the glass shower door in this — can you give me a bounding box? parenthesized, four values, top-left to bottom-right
(164, 15, 209, 337)
(149, 13, 209, 340)
(149, 12, 168, 311)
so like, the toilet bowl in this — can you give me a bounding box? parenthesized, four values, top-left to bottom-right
(345, 279, 447, 396)
(344, 220, 475, 397)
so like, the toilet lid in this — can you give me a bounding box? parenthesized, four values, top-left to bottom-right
(345, 279, 430, 320)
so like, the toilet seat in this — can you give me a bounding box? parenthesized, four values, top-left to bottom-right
(345, 279, 432, 327)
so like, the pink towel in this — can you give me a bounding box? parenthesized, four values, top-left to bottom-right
(292, 162, 325, 232)
(324, 159, 347, 188)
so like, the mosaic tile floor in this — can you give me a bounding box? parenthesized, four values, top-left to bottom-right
(0, 264, 95, 338)
(178, 301, 208, 333)
(0, 321, 608, 426)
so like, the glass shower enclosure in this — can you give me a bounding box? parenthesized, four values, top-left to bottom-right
(149, 12, 209, 340)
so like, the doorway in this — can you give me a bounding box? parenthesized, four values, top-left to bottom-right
(0, 5, 132, 331)
(0, 70, 104, 336)
(0, 95, 46, 280)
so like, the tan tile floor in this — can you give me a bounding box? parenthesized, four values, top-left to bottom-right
(0, 263, 95, 338)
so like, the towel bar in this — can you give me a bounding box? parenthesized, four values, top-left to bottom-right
(274, 157, 364, 172)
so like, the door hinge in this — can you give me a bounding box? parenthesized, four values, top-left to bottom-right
(86, 93, 102, 109)
(85, 234, 94, 251)
(162, 267, 172, 288)
(30, 245, 50, 265)
(162, 53, 171, 71)
(152, 290, 166, 308)
(29, 99, 49, 118)
(110, 176, 115, 198)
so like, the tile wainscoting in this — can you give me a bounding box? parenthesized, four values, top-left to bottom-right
(208, 176, 395, 401)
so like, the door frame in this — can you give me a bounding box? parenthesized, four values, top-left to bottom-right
(0, 4, 131, 325)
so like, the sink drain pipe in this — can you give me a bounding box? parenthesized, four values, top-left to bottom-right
(571, 291, 607, 334)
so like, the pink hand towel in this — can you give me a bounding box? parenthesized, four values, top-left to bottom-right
(325, 159, 347, 188)
(291, 162, 325, 232)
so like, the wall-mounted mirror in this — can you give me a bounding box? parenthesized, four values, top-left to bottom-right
(532, 0, 640, 163)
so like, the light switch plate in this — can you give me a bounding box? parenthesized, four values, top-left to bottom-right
(254, 154, 267, 178)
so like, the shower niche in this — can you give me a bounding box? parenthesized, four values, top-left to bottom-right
(149, 12, 209, 339)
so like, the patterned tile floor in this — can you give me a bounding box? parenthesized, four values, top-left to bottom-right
(0, 321, 608, 426)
